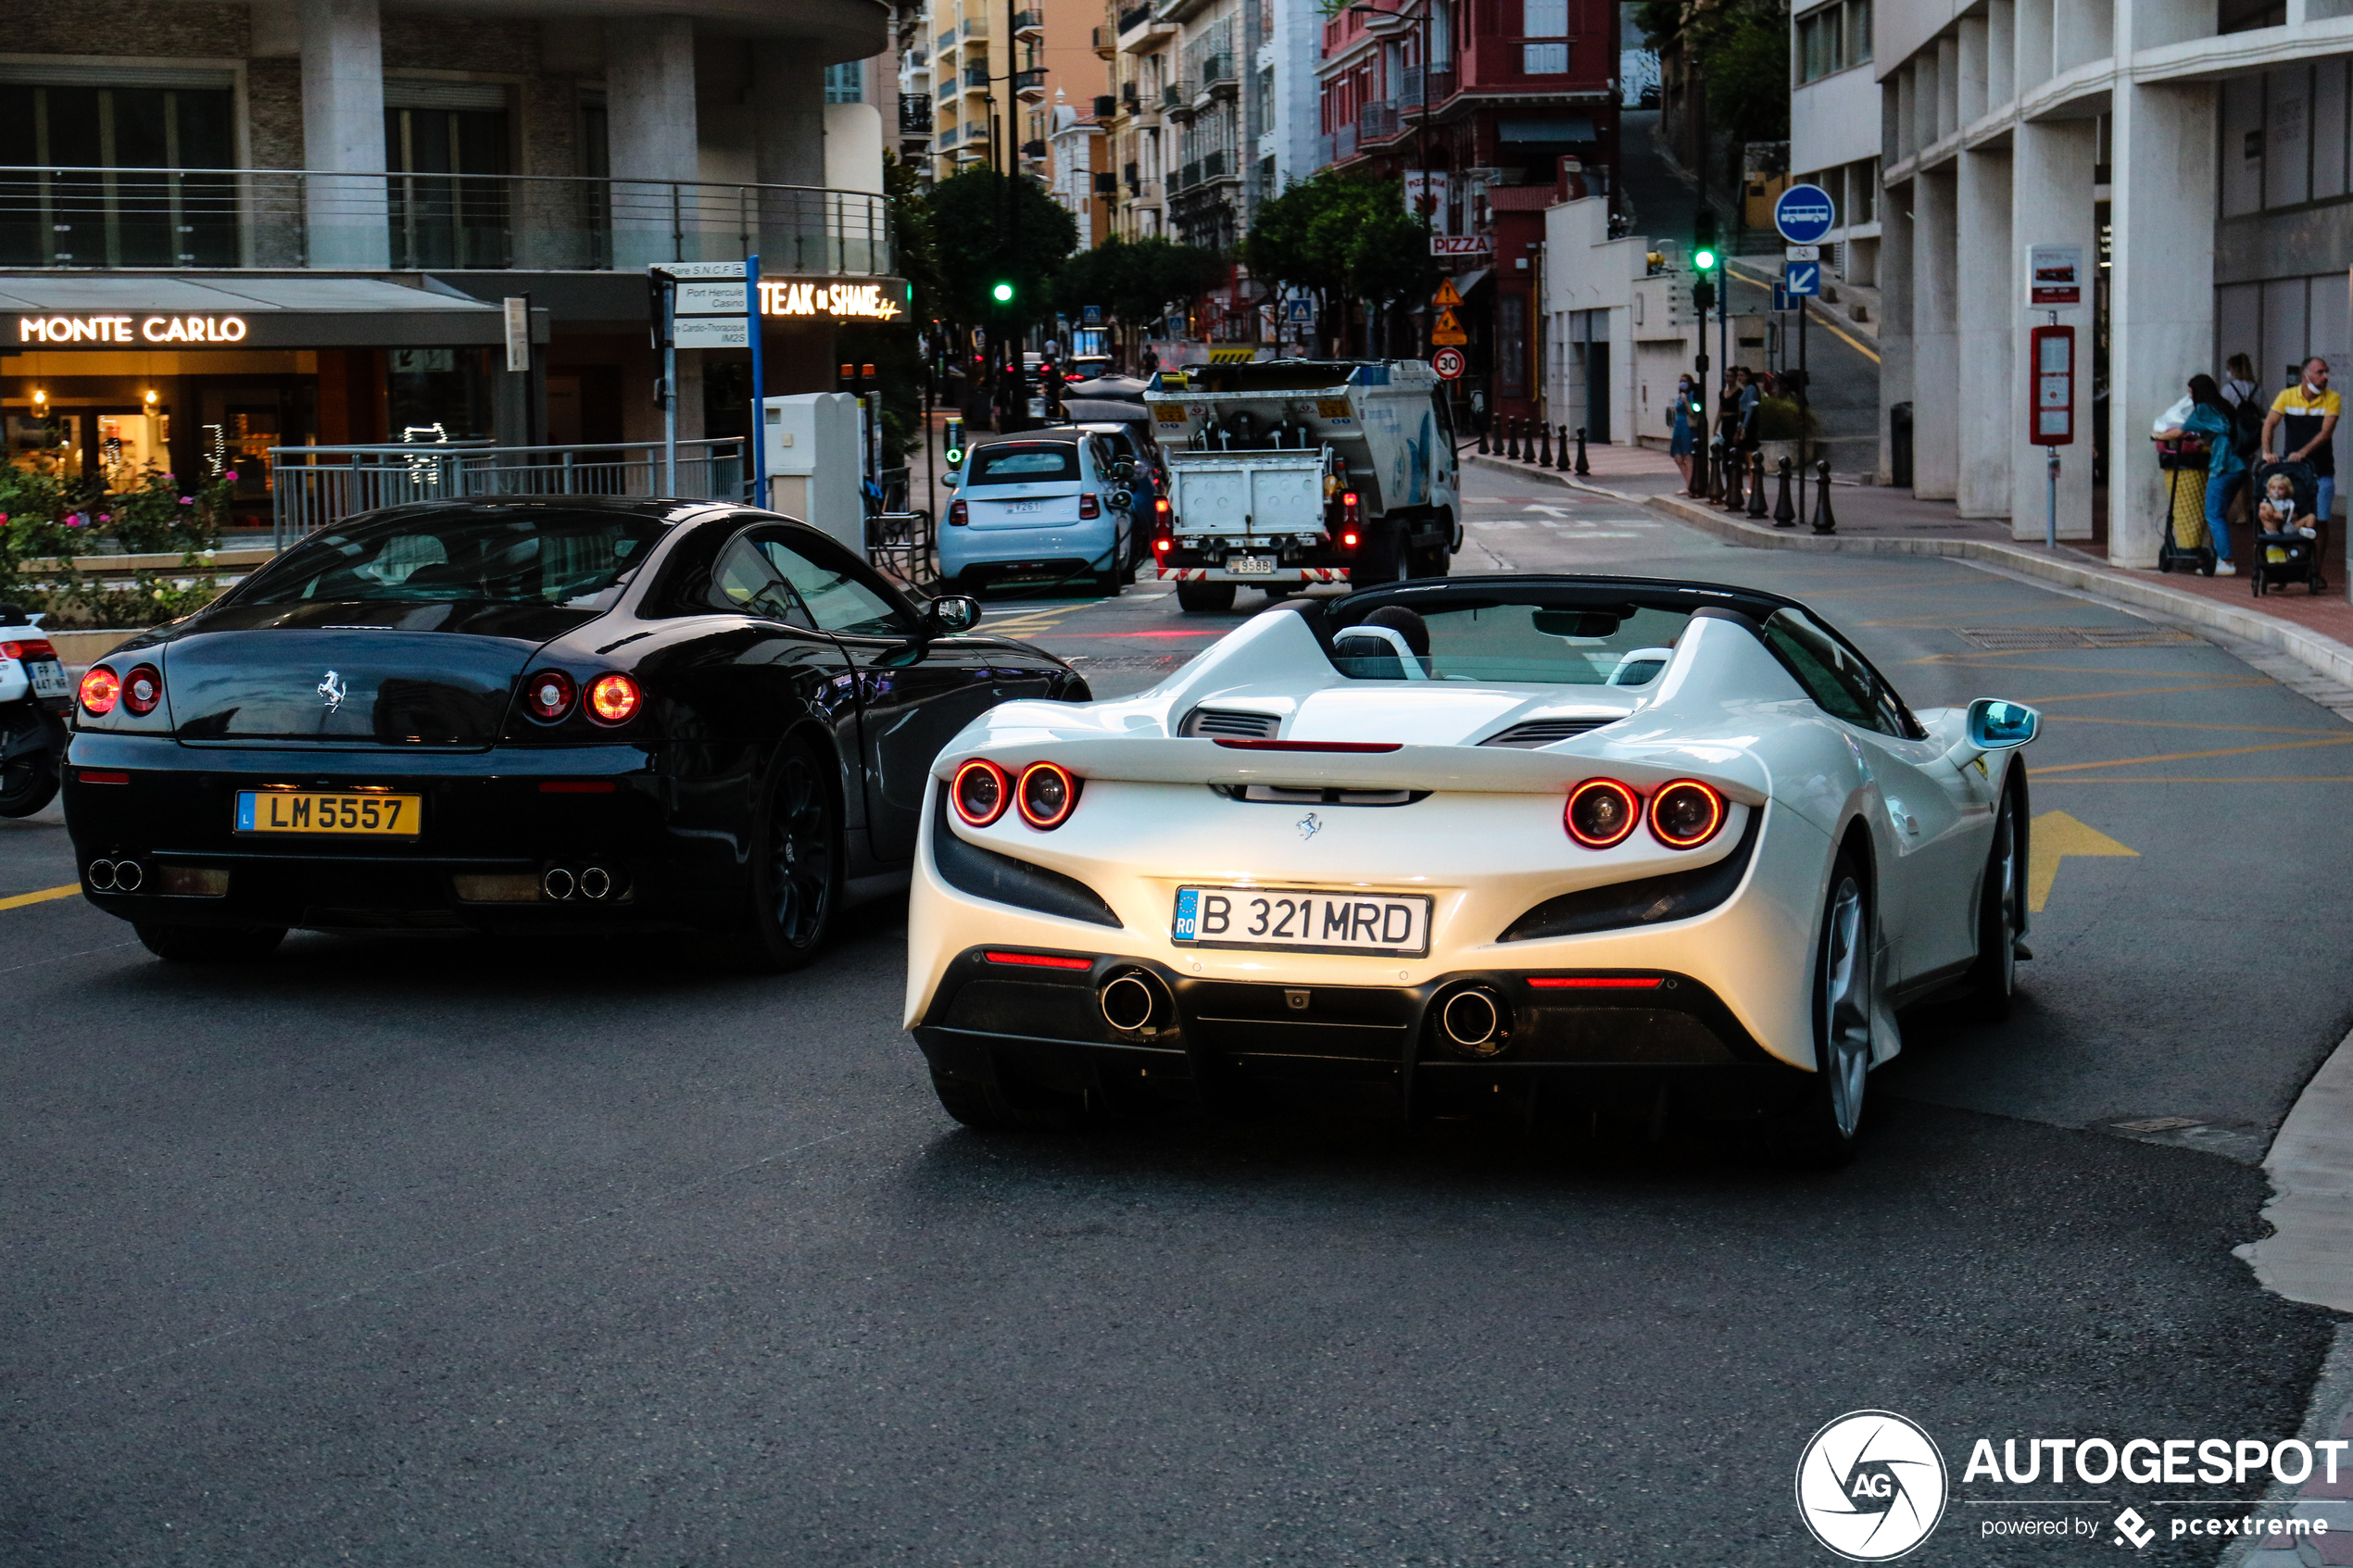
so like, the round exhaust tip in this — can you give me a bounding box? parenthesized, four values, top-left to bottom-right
(88, 859, 117, 890)
(111, 859, 144, 893)
(1099, 971, 1170, 1035)
(578, 865, 612, 901)
(1440, 987, 1509, 1058)
(542, 866, 576, 901)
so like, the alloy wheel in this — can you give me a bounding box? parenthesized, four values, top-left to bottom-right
(1821, 874, 1872, 1139)
(768, 751, 835, 950)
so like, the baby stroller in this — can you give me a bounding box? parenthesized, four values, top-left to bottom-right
(2248, 458, 2329, 596)
(2155, 434, 2216, 576)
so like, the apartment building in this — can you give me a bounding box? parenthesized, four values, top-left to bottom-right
(1789, 0, 1880, 285)
(1875, 0, 2353, 558)
(1318, 0, 1619, 422)
(1, 0, 896, 509)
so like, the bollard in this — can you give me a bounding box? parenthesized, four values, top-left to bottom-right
(1574, 426, 1591, 476)
(1537, 421, 1554, 468)
(1505, 418, 1520, 462)
(1551, 423, 1566, 470)
(1747, 451, 1769, 518)
(1772, 457, 1797, 527)
(1811, 459, 1837, 533)
(1707, 438, 1727, 503)
(1723, 444, 1746, 511)
(1477, 416, 1490, 456)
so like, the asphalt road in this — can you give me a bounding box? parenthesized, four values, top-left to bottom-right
(2, 470, 2343, 1566)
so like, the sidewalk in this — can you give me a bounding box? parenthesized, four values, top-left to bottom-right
(1470, 445, 2353, 690)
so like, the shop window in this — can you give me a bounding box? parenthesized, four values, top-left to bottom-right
(384, 102, 511, 270)
(0, 83, 235, 267)
(387, 348, 493, 442)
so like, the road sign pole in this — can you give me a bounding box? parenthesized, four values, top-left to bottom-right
(1798, 296, 1808, 473)
(747, 253, 763, 506)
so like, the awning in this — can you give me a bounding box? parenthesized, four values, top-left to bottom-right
(1453, 268, 1492, 296)
(0, 274, 517, 350)
(1498, 115, 1597, 143)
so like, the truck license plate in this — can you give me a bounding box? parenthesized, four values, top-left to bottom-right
(1173, 885, 1432, 956)
(1227, 554, 1277, 576)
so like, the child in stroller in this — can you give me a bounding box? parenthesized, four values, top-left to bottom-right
(2251, 459, 2328, 596)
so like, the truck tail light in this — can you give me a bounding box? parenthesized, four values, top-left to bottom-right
(1079, 493, 1101, 519)
(950, 499, 969, 525)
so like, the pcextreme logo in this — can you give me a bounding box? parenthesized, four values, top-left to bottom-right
(1795, 1410, 1950, 1562)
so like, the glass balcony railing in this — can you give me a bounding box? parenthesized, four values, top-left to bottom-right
(0, 166, 895, 275)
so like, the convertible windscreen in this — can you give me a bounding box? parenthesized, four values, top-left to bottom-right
(967, 446, 1082, 484)
(240, 512, 666, 608)
(1332, 600, 1696, 685)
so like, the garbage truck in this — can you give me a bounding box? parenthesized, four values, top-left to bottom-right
(1141, 359, 1462, 611)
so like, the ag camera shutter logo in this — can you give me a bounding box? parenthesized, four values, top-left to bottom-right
(1795, 1410, 1949, 1561)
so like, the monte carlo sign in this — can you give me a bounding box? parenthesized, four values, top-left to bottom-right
(19, 313, 248, 345)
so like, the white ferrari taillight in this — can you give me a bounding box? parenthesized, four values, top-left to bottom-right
(951, 759, 1010, 827)
(1565, 778, 1641, 849)
(1648, 780, 1726, 848)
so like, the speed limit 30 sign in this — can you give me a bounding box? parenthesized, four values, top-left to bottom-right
(1432, 346, 1466, 380)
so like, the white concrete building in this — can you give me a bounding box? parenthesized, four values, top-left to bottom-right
(1541, 194, 1649, 445)
(1790, 0, 1881, 284)
(1048, 93, 1105, 244)
(1876, 0, 2353, 559)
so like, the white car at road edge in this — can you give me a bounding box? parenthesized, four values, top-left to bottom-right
(904, 574, 2038, 1161)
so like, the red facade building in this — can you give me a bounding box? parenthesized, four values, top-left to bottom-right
(1317, 0, 1618, 424)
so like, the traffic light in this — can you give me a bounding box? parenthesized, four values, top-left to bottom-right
(1692, 280, 1716, 314)
(991, 281, 1014, 304)
(1692, 246, 1718, 274)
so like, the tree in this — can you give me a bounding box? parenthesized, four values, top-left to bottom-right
(1245, 173, 1433, 353)
(1055, 234, 1226, 358)
(926, 167, 1080, 328)
(1692, 0, 1792, 147)
(883, 153, 944, 328)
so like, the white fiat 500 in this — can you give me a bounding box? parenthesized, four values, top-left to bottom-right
(940, 429, 1135, 596)
(904, 574, 2040, 1160)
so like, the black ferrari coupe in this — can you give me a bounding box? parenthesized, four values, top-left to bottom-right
(63, 497, 1086, 964)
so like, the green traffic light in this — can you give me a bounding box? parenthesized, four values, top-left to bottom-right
(991, 282, 1014, 303)
(1693, 248, 1718, 271)
(945, 447, 964, 466)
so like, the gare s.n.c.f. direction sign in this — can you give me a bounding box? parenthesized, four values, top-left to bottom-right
(1774, 183, 1837, 246)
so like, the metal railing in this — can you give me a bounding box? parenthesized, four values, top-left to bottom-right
(269, 438, 749, 545)
(1117, 4, 1152, 33)
(1359, 102, 1403, 141)
(900, 94, 935, 134)
(0, 166, 893, 275)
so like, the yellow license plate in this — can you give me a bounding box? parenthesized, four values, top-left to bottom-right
(234, 790, 422, 835)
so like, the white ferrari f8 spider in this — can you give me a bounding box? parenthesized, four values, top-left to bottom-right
(906, 575, 2039, 1160)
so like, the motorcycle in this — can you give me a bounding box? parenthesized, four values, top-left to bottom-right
(0, 606, 71, 818)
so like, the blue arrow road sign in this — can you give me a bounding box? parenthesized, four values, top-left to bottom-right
(1785, 262, 1821, 297)
(1773, 284, 1792, 311)
(1774, 182, 1837, 245)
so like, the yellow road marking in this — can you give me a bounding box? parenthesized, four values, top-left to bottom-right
(1724, 263, 1882, 363)
(2029, 811, 2137, 912)
(2022, 679, 2273, 703)
(0, 884, 81, 912)
(2033, 735, 2353, 773)
(2043, 776, 2353, 783)
(2048, 714, 2345, 736)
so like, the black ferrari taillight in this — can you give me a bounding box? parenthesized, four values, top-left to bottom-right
(121, 663, 164, 716)
(524, 669, 576, 721)
(1565, 778, 1641, 849)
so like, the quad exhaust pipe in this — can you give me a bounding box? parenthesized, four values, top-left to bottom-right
(87, 858, 143, 892)
(541, 863, 621, 901)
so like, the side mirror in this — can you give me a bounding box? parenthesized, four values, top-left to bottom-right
(925, 594, 982, 635)
(1966, 698, 2039, 751)
(941, 470, 960, 490)
(1109, 488, 1134, 511)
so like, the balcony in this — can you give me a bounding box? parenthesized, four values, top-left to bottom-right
(936, 27, 956, 53)
(1358, 102, 1403, 142)
(1013, 9, 1043, 38)
(1398, 64, 1454, 106)
(1172, 160, 1196, 193)
(1116, 4, 1152, 34)
(1321, 123, 1359, 164)
(1201, 148, 1235, 183)
(0, 166, 896, 276)
(963, 65, 992, 91)
(1093, 94, 1118, 119)
(1162, 80, 1192, 120)
(1014, 66, 1050, 101)
(1194, 53, 1239, 99)
(960, 16, 988, 37)
(938, 123, 960, 148)
(900, 94, 934, 135)
(1093, 26, 1116, 57)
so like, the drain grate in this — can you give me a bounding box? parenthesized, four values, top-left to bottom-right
(1954, 626, 2198, 650)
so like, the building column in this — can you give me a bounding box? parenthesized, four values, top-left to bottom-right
(1912, 165, 1960, 499)
(607, 17, 698, 269)
(1878, 175, 1914, 486)
(752, 43, 828, 271)
(2011, 118, 2097, 540)
(299, 0, 387, 268)
(2108, 80, 2218, 566)
(1956, 145, 2013, 518)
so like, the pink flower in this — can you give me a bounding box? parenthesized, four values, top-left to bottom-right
(224, 470, 238, 481)
(97, 513, 111, 523)
(179, 496, 194, 505)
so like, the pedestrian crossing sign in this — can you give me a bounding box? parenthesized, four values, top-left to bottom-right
(1431, 307, 1468, 346)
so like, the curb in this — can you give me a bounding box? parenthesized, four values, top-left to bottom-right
(2236, 1028, 2353, 1316)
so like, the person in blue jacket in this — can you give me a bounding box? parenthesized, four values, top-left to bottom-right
(1667, 373, 1696, 486)
(2154, 374, 2245, 576)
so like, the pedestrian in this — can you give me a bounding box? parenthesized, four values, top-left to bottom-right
(2223, 352, 2259, 411)
(2153, 373, 2244, 576)
(2219, 351, 2265, 522)
(1139, 345, 1162, 378)
(2261, 357, 2341, 526)
(1736, 367, 1763, 455)
(1667, 373, 1696, 484)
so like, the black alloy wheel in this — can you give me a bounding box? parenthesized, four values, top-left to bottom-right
(1094, 533, 1130, 597)
(735, 740, 841, 971)
(1966, 783, 2025, 1018)
(1788, 850, 1874, 1166)
(0, 710, 59, 819)
(135, 922, 287, 962)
